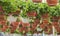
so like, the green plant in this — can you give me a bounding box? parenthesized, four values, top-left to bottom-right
(20, 1, 38, 18)
(39, 3, 49, 15)
(0, 0, 20, 14)
(49, 6, 59, 17)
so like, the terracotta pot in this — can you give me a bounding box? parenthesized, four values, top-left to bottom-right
(52, 22, 59, 27)
(44, 28, 52, 34)
(9, 10, 20, 16)
(41, 13, 49, 19)
(47, 0, 58, 6)
(22, 23, 30, 27)
(43, 19, 49, 24)
(19, 27, 28, 33)
(0, 14, 5, 21)
(40, 23, 46, 29)
(11, 22, 19, 27)
(32, 23, 37, 28)
(52, 16, 59, 22)
(0, 6, 4, 12)
(34, 19, 40, 24)
(0, 20, 6, 25)
(10, 29, 15, 33)
(32, 0, 42, 3)
(1, 25, 8, 32)
(30, 27, 36, 31)
(55, 27, 60, 33)
(27, 11, 37, 17)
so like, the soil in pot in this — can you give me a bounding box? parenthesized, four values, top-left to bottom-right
(47, 0, 58, 6)
(32, 0, 42, 3)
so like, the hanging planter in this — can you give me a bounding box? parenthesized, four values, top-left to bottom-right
(32, 0, 42, 3)
(0, 14, 5, 21)
(55, 27, 60, 34)
(27, 11, 37, 17)
(9, 10, 20, 16)
(39, 4, 49, 19)
(22, 22, 30, 27)
(0, 20, 6, 25)
(41, 13, 49, 19)
(19, 27, 28, 34)
(51, 16, 59, 22)
(0, 6, 4, 12)
(42, 19, 49, 24)
(34, 19, 40, 24)
(47, 0, 58, 6)
(44, 24, 52, 34)
(52, 22, 59, 30)
(1, 25, 8, 32)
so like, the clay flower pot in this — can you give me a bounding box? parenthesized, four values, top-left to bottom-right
(47, 0, 58, 6)
(9, 10, 20, 16)
(41, 13, 49, 19)
(52, 22, 59, 27)
(11, 22, 19, 27)
(42, 19, 49, 24)
(34, 19, 40, 24)
(19, 27, 28, 33)
(1, 25, 8, 32)
(44, 28, 52, 34)
(0, 20, 6, 25)
(32, 0, 42, 3)
(0, 6, 4, 12)
(32, 23, 37, 28)
(27, 11, 37, 17)
(13, 10, 20, 15)
(22, 22, 30, 27)
(40, 23, 46, 29)
(52, 16, 59, 22)
(55, 27, 60, 34)
(0, 14, 5, 21)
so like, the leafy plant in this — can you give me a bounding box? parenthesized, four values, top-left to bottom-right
(20, 0, 38, 18)
(0, 0, 20, 14)
(39, 3, 49, 15)
(49, 6, 59, 17)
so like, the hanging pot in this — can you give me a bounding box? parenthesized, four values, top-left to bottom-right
(42, 19, 49, 24)
(41, 13, 49, 19)
(47, 0, 58, 6)
(32, 0, 42, 3)
(1, 25, 8, 32)
(51, 16, 59, 22)
(0, 6, 4, 12)
(22, 22, 30, 27)
(27, 11, 37, 17)
(34, 19, 40, 24)
(0, 14, 5, 21)
(44, 26, 52, 34)
(52, 22, 58, 27)
(9, 10, 20, 16)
